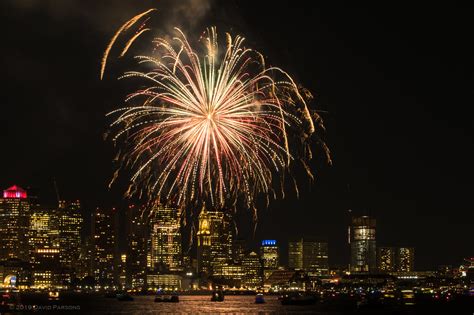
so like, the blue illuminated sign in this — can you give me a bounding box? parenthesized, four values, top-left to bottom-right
(261, 240, 276, 246)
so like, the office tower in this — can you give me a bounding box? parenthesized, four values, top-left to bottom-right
(396, 247, 414, 272)
(197, 208, 211, 274)
(91, 208, 116, 287)
(242, 251, 263, 289)
(303, 240, 328, 274)
(196, 208, 233, 274)
(76, 236, 94, 279)
(377, 247, 396, 272)
(58, 200, 83, 270)
(288, 240, 303, 269)
(260, 240, 279, 269)
(232, 239, 246, 263)
(0, 185, 30, 261)
(149, 205, 182, 271)
(289, 239, 329, 274)
(349, 216, 376, 273)
(29, 205, 61, 288)
(260, 240, 279, 279)
(126, 205, 148, 289)
(377, 247, 414, 272)
(117, 253, 127, 289)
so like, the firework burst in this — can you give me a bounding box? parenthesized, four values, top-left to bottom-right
(104, 13, 329, 211)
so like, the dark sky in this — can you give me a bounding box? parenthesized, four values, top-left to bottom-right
(1, 1, 472, 269)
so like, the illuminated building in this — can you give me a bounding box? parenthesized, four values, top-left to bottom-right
(260, 240, 279, 279)
(197, 208, 211, 274)
(197, 207, 233, 275)
(289, 238, 329, 274)
(58, 200, 83, 270)
(288, 240, 303, 269)
(126, 205, 148, 289)
(232, 239, 246, 263)
(349, 216, 376, 273)
(242, 251, 263, 289)
(146, 274, 182, 290)
(377, 247, 396, 272)
(377, 247, 414, 272)
(396, 247, 414, 272)
(28, 205, 61, 288)
(149, 205, 182, 271)
(303, 241, 328, 274)
(212, 263, 244, 287)
(76, 236, 93, 279)
(0, 185, 30, 262)
(91, 208, 116, 287)
(117, 253, 127, 289)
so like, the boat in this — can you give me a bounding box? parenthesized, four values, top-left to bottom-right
(116, 293, 134, 301)
(280, 292, 317, 305)
(255, 293, 265, 304)
(48, 290, 60, 301)
(154, 292, 179, 303)
(211, 289, 224, 302)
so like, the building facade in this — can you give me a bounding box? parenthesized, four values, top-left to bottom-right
(28, 205, 61, 288)
(196, 208, 233, 275)
(377, 246, 396, 272)
(289, 238, 329, 274)
(242, 251, 263, 289)
(396, 247, 415, 272)
(58, 200, 83, 270)
(149, 205, 182, 272)
(91, 208, 116, 288)
(260, 240, 279, 279)
(0, 186, 30, 262)
(126, 205, 148, 289)
(377, 246, 415, 272)
(349, 216, 376, 273)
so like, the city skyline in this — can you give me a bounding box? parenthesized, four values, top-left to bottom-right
(0, 182, 469, 271)
(0, 183, 467, 276)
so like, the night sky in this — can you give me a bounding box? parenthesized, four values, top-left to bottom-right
(1, 1, 472, 269)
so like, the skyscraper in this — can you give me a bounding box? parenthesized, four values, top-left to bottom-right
(126, 205, 148, 289)
(396, 247, 415, 272)
(349, 216, 376, 273)
(377, 246, 414, 272)
(149, 205, 182, 271)
(28, 205, 61, 288)
(58, 200, 83, 270)
(288, 240, 303, 269)
(196, 208, 233, 275)
(377, 247, 396, 272)
(91, 208, 116, 287)
(197, 208, 211, 274)
(303, 241, 328, 273)
(242, 251, 263, 289)
(0, 185, 30, 262)
(232, 239, 246, 263)
(289, 239, 329, 274)
(260, 240, 279, 279)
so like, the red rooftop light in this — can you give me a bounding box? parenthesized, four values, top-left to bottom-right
(3, 185, 27, 199)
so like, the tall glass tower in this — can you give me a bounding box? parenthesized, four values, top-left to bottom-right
(349, 216, 376, 273)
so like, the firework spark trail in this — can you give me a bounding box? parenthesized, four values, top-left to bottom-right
(100, 8, 156, 80)
(106, 23, 328, 210)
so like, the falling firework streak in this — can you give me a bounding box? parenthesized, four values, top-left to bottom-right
(105, 20, 329, 211)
